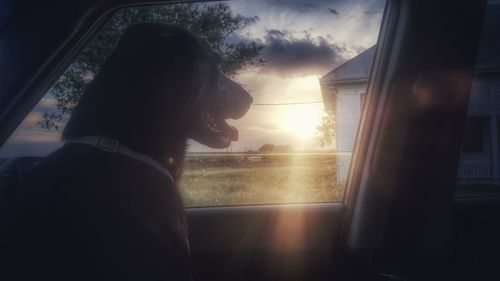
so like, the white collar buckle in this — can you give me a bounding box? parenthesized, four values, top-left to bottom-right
(95, 135, 120, 152)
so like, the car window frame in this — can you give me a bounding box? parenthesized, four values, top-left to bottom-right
(0, 0, 389, 209)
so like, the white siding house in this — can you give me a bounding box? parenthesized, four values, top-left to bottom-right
(319, 47, 375, 183)
(320, 3, 500, 184)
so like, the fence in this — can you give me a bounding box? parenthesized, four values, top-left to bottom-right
(457, 160, 492, 181)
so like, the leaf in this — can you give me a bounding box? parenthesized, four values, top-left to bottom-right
(315, 110, 336, 148)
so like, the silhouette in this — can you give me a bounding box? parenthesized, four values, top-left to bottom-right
(0, 23, 252, 281)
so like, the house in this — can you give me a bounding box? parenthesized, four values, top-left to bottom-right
(320, 3, 500, 184)
(319, 46, 375, 183)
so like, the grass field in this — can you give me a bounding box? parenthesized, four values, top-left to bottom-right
(178, 153, 346, 207)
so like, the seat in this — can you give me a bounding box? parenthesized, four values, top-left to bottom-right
(0, 156, 43, 196)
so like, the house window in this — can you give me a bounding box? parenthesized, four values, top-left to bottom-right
(462, 117, 484, 153)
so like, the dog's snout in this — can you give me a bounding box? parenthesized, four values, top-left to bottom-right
(244, 90, 253, 105)
(237, 85, 253, 106)
(213, 76, 252, 120)
(231, 81, 252, 119)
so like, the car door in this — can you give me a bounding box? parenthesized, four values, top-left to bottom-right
(0, 0, 493, 281)
(338, 0, 493, 280)
(0, 1, 387, 280)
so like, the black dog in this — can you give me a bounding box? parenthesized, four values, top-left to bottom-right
(1, 23, 252, 281)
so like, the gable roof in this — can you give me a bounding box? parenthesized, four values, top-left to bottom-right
(321, 3, 500, 84)
(320, 46, 376, 84)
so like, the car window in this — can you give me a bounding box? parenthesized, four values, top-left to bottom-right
(455, 1, 500, 197)
(0, 0, 386, 207)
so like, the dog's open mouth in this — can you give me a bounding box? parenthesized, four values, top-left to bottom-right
(190, 97, 251, 149)
(189, 70, 252, 149)
(202, 111, 239, 145)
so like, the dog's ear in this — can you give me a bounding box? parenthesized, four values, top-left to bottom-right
(63, 24, 219, 153)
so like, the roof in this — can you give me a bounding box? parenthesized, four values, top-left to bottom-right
(321, 3, 500, 83)
(320, 46, 375, 84)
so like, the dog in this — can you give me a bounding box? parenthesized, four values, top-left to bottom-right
(0, 23, 252, 281)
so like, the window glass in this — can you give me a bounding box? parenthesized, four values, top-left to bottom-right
(456, 1, 500, 197)
(0, 0, 386, 206)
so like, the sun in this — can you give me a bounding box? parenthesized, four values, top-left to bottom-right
(279, 76, 325, 140)
(281, 105, 325, 140)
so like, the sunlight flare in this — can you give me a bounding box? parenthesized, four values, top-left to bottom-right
(281, 106, 325, 140)
(278, 76, 325, 140)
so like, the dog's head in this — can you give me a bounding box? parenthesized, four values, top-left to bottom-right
(149, 25, 254, 149)
(63, 24, 252, 152)
(186, 62, 253, 148)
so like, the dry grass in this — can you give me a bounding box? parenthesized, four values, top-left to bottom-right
(178, 153, 345, 207)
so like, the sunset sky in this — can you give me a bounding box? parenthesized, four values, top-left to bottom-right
(191, 0, 385, 152)
(0, 0, 385, 157)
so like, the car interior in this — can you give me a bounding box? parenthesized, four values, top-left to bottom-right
(1, 0, 499, 280)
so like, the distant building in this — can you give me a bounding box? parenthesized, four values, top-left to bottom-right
(246, 155, 263, 162)
(320, 3, 500, 183)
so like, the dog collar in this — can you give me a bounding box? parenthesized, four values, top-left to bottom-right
(64, 135, 174, 183)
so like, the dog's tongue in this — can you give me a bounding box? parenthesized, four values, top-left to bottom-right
(219, 119, 239, 141)
(227, 125, 239, 141)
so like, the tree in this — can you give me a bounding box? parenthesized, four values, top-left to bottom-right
(275, 145, 293, 153)
(315, 110, 336, 148)
(258, 144, 276, 153)
(39, 3, 263, 130)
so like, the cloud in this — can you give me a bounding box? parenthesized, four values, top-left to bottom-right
(364, 10, 383, 15)
(292, 3, 320, 13)
(35, 97, 58, 112)
(263, 0, 342, 9)
(328, 8, 339, 15)
(259, 29, 346, 77)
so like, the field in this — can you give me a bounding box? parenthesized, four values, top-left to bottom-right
(178, 153, 346, 207)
